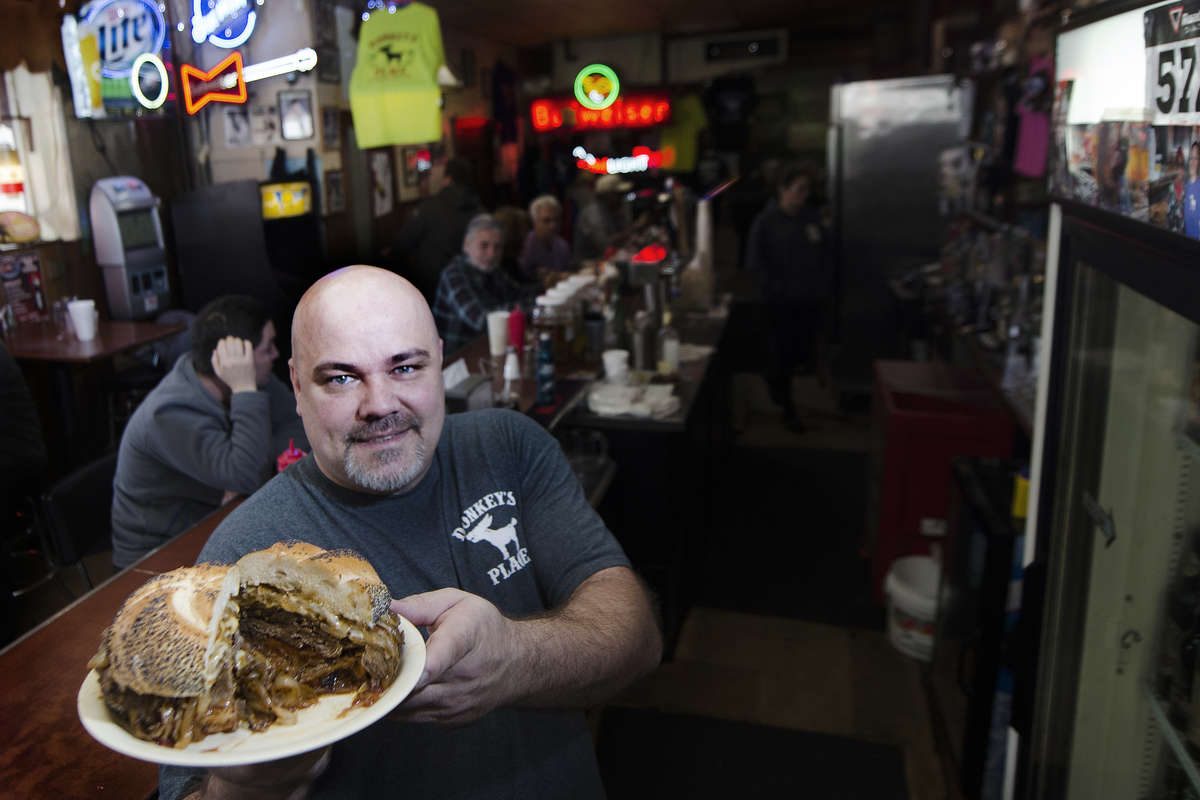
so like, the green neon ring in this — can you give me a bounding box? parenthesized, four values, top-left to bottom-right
(130, 53, 169, 110)
(574, 63, 620, 110)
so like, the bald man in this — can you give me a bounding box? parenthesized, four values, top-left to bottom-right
(161, 266, 661, 800)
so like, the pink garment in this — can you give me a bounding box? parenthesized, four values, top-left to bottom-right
(1014, 107, 1050, 177)
(1014, 54, 1053, 178)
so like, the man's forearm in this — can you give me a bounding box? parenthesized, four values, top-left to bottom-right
(506, 566, 662, 709)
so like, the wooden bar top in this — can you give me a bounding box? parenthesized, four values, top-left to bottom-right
(0, 501, 240, 800)
(5, 320, 185, 364)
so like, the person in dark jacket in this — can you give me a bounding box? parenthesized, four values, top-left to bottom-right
(110, 296, 308, 568)
(745, 163, 831, 430)
(393, 158, 483, 304)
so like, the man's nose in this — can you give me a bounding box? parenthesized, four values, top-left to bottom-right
(357, 377, 397, 419)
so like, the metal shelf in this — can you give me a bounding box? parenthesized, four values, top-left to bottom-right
(1146, 688, 1200, 793)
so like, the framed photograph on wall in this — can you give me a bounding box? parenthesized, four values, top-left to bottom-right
(321, 108, 341, 152)
(401, 146, 432, 187)
(278, 89, 314, 141)
(369, 149, 395, 218)
(324, 169, 345, 214)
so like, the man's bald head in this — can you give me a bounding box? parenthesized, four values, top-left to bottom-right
(287, 265, 446, 495)
(292, 265, 438, 374)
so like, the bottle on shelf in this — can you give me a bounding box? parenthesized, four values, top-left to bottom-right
(535, 332, 555, 406)
(656, 308, 680, 376)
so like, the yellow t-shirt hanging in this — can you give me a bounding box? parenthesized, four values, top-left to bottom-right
(349, 2, 445, 147)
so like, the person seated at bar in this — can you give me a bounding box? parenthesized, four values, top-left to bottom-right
(573, 174, 632, 261)
(392, 157, 483, 304)
(157, 266, 661, 800)
(110, 295, 308, 568)
(432, 213, 524, 355)
(519, 194, 571, 282)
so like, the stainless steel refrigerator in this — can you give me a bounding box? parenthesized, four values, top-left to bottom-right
(827, 75, 974, 391)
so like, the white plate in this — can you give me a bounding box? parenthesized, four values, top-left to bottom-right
(77, 616, 426, 768)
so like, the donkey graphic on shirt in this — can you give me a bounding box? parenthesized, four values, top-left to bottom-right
(450, 492, 531, 586)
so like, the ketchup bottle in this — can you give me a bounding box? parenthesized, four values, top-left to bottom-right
(276, 438, 306, 473)
(508, 306, 527, 356)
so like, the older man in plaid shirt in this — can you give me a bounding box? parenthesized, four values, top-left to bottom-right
(432, 214, 525, 355)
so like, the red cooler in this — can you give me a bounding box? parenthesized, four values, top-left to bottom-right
(867, 360, 1014, 603)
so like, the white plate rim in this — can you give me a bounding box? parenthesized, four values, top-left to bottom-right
(77, 615, 426, 768)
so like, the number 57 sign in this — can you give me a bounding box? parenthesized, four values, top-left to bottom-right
(1147, 2, 1200, 124)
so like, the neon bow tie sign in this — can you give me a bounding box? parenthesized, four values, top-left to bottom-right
(165, 47, 317, 114)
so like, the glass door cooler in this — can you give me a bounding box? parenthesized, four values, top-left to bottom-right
(1023, 3, 1200, 797)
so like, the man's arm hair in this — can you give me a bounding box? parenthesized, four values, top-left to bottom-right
(509, 565, 662, 709)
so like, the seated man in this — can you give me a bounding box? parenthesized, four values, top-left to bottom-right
(519, 194, 571, 282)
(111, 295, 308, 568)
(159, 266, 662, 800)
(432, 213, 524, 355)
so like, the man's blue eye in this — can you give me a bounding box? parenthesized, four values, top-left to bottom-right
(395, 364, 417, 375)
(329, 375, 353, 385)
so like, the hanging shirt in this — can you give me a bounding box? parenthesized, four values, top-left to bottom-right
(349, 2, 445, 147)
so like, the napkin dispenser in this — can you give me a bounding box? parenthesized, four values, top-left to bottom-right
(446, 374, 493, 414)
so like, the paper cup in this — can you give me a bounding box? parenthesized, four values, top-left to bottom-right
(68, 299, 98, 342)
(602, 349, 629, 383)
(486, 311, 510, 357)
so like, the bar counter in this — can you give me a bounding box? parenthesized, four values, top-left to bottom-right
(0, 502, 240, 800)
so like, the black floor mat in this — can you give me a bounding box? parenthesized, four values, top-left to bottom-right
(695, 446, 883, 630)
(596, 707, 908, 799)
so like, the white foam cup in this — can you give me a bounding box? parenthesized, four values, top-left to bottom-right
(486, 310, 510, 357)
(602, 349, 629, 382)
(68, 299, 98, 342)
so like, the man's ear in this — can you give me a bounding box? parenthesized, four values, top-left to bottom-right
(289, 357, 302, 417)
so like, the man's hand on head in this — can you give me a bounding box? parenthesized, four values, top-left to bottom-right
(211, 337, 258, 394)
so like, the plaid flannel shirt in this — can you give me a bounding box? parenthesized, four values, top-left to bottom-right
(433, 254, 523, 356)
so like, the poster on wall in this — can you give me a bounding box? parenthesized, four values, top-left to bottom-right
(1145, 2, 1200, 126)
(279, 90, 315, 140)
(322, 108, 341, 152)
(0, 251, 48, 322)
(224, 107, 251, 147)
(251, 105, 278, 145)
(325, 170, 345, 214)
(370, 149, 394, 218)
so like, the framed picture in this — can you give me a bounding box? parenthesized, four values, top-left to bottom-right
(321, 108, 341, 152)
(324, 169, 345, 214)
(223, 107, 251, 147)
(401, 146, 432, 187)
(369, 149, 394, 218)
(317, 46, 341, 84)
(278, 89, 314, 141)
(314, 0, 337, 47)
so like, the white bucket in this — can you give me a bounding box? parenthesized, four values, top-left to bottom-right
(885, 555, 941, 662)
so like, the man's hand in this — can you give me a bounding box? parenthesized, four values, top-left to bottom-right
(211, 337, 258, 394)
(184, 747, 330, 800)
(389, 568, 661, 725)
(389, 589, 518, 725)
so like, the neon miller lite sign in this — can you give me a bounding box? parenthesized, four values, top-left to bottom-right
(82, 0, 167, 79)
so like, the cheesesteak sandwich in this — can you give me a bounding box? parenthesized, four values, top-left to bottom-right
(87, 542, 405, 748)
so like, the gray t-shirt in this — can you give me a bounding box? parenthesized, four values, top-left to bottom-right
(159, 408, 629, 800)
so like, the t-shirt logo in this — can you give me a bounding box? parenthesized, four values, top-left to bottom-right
(450, 492, 532, 586)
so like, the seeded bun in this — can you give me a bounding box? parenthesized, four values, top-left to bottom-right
(98, 564, 240, 698)
(235, 541, 392, 627)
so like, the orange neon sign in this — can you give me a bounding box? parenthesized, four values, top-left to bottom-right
(180, 51, 247, 115)
(530, 96, 671, 132)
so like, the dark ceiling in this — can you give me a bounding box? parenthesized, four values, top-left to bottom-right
(428, 0, 916, 47)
